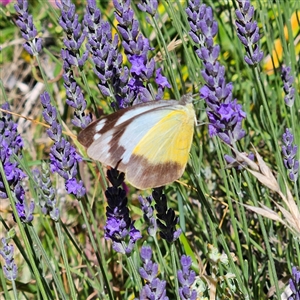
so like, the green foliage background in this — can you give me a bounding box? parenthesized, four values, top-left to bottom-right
(0, 0, 299, 299)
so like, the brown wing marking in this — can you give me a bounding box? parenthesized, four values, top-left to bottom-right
(125, 154, 184, 189)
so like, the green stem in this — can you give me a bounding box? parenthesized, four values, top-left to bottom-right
(125, 252, 142, 291)
(170, 244, 180, 300)
(55, 222, 77, 299)
(11, 279, 18, 300)
(29, 226, 68, 299)
(77, 198, 114, 300)
(153, 236, 167, 278)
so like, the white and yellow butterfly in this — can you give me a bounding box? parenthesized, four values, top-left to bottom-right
(78, 94, 196, 190)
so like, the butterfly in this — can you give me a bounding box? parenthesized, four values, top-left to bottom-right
(78, 94, 196, 190)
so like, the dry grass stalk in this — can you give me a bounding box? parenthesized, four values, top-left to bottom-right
(233, 148, 300, 236)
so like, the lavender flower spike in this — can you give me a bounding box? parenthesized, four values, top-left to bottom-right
(14, 0, 42, 55)
(40, 92, 86, 198)
(138, 246, 169, 300)
(113, 0, 154, 103)
(288, 267, 300, 300)
(235, 0, 264, 66)
(152, 187, 181, 243)
(57, 0, 91, 129)
(0, 238, 18, 281)
(33, 162, 59, 221)
(84, 0, 133, 109)
(138, 195, 157, 237)
(104, 169, 142, 254)
(281, 66, 295, 107)
(113, 0, 170, 103)
(186, 1, 246, 146)
(282, 128, 299, 182)
(177, 255, 197, 300)
(56, 0, 88, 68)
(0, 103, 34, 223)
(137, 0, 158, 17)
(83, 0, 102, 40)
(0, 103, 23, 198)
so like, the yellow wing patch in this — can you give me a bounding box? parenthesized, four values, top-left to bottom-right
(132, 103, 195, 166)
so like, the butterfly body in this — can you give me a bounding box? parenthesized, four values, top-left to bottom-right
(78, 95, 195, 189)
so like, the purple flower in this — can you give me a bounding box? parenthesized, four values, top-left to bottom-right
(0, 238, 17, 281)
(186, 1, 246, 147)
(128, 77, 153, 103)
(207, 100, 246, 145)
(56, 0, 88, 67)
(33, 162, 59, 221)
(137, 0, 158, 17)
(177, 255, 197, 300)
(104, 169, 141, 254)
(130, 55, 148, 76)
(152, 187, 181, 243)
(0, 103, 34, 223)
(65, 178, 86, 197)
(281, 66, 295, 107)
(63, 72, 92, 129)
(14, 188, 35, 223)
(113, 0, 147, 58)
(282, 129, 299, 182)
(138, 195, 157, 236)
(0, 105, 23, 165)
(14, 0, 42, 55)
(289, 267, 300, 300)
(57, 0, 91, 129)
(13, 181, 35, 223)
(84, 0, 133, 108)
(41, 92, 86, 198)
(138, 246, 169, 300)
(1, 162, 24, 187)
(235, 0, 264, 66)
(113, 0, 169, 104)
(49, 139, 82, 179)
(155, 68, 171, 89)
(84, 0, 102, 39)
(85, 0, 168, 107)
